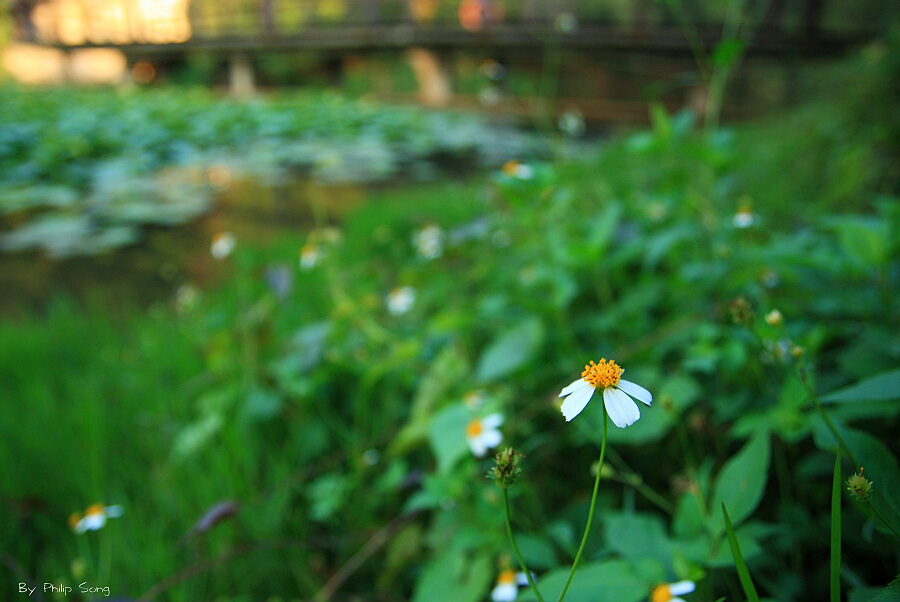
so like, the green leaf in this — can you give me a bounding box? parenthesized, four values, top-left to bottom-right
(722, 503, 760, 602)
(709, 430, 771, 536)
(869, 577, 900, 602)
(821, 369, 900, 403)
(306, 472, 349, 522)
(517, 559, 645, 602)
(713, 40, 746, 68)
(428, 404, 471, 474)
(412, 549, 492, 602)
(170, 414, 223, 462)
(475, 318, 544, 383)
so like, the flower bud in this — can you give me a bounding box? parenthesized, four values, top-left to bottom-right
(846, 468, 874, 502)
(488, 448, 524, 490)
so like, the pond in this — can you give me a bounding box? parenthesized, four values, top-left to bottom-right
(0, 94, 575, 315)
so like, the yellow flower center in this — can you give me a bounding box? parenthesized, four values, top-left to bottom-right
(85, 503, 104, 517)
(582, 359, 623, 388)
(497, 569, 517, 585)
(651, 584, 672, 602)
(502, 160, 520, 176)
(466, 419, 484, 437)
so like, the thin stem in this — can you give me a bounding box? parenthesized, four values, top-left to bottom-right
(799, 367, 859, 468)
(502, 490, 544, 602)
(556, 412, 608, 602)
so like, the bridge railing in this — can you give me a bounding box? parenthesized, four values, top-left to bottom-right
(14, 0, 850, 48)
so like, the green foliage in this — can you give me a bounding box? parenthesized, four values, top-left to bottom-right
(2, 47, 900, 600)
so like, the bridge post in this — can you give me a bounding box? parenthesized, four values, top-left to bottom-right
(229, 52, 256, 97)
(406, 47, 452, 107)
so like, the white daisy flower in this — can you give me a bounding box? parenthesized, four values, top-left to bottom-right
(559, 358, 652, 427)
(490, 569, 522, 602)
(651, 580, 696, 602)
(210, 232, 236, 259)
(412, 223, 443, 260)
(300, 242, 322, 269)
(502, 160, 534, 180)
(386, 286, 415, 315)
(732, 208, 755, 228)
(466, 413, 503, 457)
(765, 309, 783, 327)
(68, 504, 123, 534)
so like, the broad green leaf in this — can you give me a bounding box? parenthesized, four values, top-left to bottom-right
(709, 430, 771, 536)
(821, 369, 900, 403)
(475, 318, 544, 383)
(604, 512, 675, 566)
(869, 577, 900, 602)
(517, 559, 645, 602)
(812, 423, 900, 536)
(412, 549, 492, 602)
(514, 533, 559, 570)
(428, 404, 471, 474)
(391, 344, 469, 455)
(307, 472, 349, 522)
(170, 414, 223, 462)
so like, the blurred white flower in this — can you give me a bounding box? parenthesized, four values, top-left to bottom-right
(502, 160, 534, 180)
(466, 413, 503, 457)
(480, 59, 507, 81)
(765, 309, 783, 327)
(732, 208, 755, 228)
(479, 86, 502, 107)
(69, 504, 123, 534)
(386, 286, 416, 315)
(412, 223, 444, 260)
(558, 108, 586, 137)
(175, 284, 201, 313)
(300, 242, 322, 269)
(464, 390, 486, 409)
(651, 580, 696, 602)
(490, 569, 531, 601)
(210, 232, 236, 259)
(554, 11, 578, 33)
(559, 359, 653, 427)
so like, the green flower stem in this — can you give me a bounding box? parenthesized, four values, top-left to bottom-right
(557, 411, 608, 602)
(502, 489, 544, 602)
(799, 367, 859, 468)
(802, 369, 900, 540)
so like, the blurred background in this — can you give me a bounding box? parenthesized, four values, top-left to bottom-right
(2, 1, 899, 601)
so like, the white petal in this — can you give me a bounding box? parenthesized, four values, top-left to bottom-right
(669, 581, 696, 596)
(616, 379, 653, 406)
(491, 583, 518, 602)
(481, 413, 504, 429)
(468, 437, 487, 457)
(479, 429, 503, 450)
(560, 384, 595, 421)
(559, 377, 589, 398)
(603, 387, 641, 428)
(105, 505, 124, 518)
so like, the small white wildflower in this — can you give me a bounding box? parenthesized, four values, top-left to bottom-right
(466, 413, 504, 457)
(386, 286, 415, 315)
(559, 359, 653, 427)
(210, 232, 235, 259)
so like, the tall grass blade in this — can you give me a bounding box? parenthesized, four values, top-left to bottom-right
(831, 449, 842, 602)
(722, 502, 760, 602)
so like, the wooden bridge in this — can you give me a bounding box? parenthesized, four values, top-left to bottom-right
(9, 0, 886, 119)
